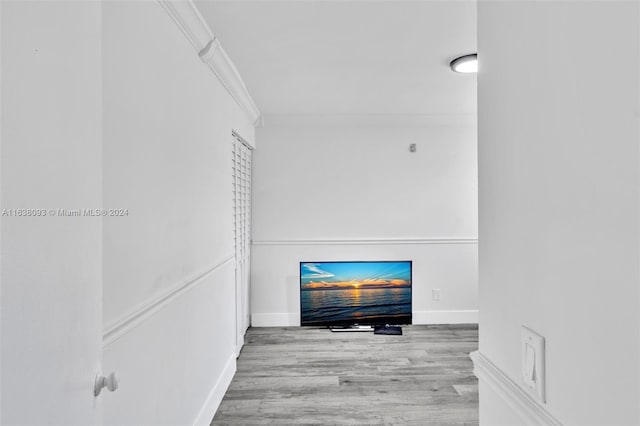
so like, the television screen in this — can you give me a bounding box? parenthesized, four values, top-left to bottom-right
(300, 261, 412, 326)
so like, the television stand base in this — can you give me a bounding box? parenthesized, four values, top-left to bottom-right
(328, 325, 374, 332)
(373, 324, 403, 335)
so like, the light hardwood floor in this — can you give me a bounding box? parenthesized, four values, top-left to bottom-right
(211, 325, 478, 425)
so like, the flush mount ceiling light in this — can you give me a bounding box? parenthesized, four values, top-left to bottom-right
(450, 53, 477, 73)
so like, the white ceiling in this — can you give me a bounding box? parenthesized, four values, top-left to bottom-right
(195, 1, 477, 116)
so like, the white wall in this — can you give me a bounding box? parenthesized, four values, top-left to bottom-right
(101, 2, 254, 425)
(1, 2, 103, 424)
(251, 116, 478, 326)
(477, 1, 639, 424)
(0, 1, 254, 424)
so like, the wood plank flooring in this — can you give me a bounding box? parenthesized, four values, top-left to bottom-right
(211, 325, 478, 425)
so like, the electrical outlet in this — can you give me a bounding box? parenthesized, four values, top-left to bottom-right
(432, 288, 441, 301)
(521, 326, 545, 403)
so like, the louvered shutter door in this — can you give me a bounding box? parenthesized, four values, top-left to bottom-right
(232, 135, 252, 354)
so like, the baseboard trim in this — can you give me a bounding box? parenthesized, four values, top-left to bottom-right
(470, 350, 562, 425)
(252, 313, 299, 327)
(252, 237, 478, 246)
(251, 311, 478, 327)
(413, 310, 478, 324)
(193, 353, 237, 426)
(103, 254, 235, 348)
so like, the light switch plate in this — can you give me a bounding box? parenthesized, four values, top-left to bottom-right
(521, 326, 545, 403)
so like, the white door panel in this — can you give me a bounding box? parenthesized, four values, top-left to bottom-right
(0, 2, 103, 424)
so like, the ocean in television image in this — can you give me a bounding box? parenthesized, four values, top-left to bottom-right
(300, 261, 412, 326)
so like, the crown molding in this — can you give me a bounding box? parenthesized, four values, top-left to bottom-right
(470, 351, 563, 425)
(158, 0, 262, 127)
(260, 113, 477, 128)
(199, 38, 262, 126)
(157, 0, 212, 52)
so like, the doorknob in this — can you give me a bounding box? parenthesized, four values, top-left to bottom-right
(94, 372, 119, 397)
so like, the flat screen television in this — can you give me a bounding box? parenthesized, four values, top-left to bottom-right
(300, 260, 412, 327)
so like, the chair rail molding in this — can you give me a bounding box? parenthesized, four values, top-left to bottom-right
(470, 350, 562, 426)
(103, 254, 235, 348)
(157, 0, 262, 127)
(252, 237, 479, 246)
